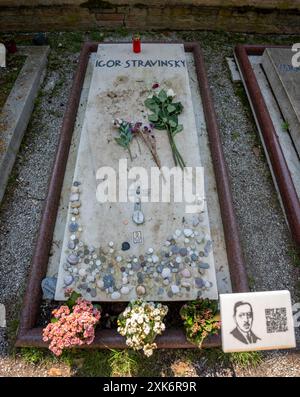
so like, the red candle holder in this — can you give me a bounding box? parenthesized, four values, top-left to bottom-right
(132, 34, 141, 53)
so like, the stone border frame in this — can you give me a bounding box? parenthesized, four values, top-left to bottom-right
(234, 44, 300, 246)
(15, 42, 248, 349)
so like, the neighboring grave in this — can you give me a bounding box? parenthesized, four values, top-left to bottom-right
(0, 44, 5, 67)
(220, 291, 296, 352)
(262, 48, 300, 157)
(55, 44, 218, 302)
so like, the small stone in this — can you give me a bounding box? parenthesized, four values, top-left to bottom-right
(183, 228, 193, 237)
(195, 278, 205, 288)
(64, 275, 74, 286)
(191, 253, 198, 262)
(129, 270, 134, 275)
(69, 222, 78, 233)
(156, 265, 162, 273)
(71, 186, 79, 193)
(67, 254, 79, 265)
(133, 257, 138, 263)
(71, 208, 79, 215)
(122, 242, 130, 251)
(41, 277, 57, 300)
(70, 193, 80, 202)
(87, 275, 95, 282)
(179, 247, 188, 256)
(73, 181, 81, 186)
(167, 290, 173, 298)
(136, 285, 146, 295)
(132, 262, 141, 271)
(79, 268, 86, 277)
(97, 280, 104, 289)
(68, 241, 76, 250)
(199, 262, 210, 269)
(152, 255, 159, 264)
(158, 287, 164, 295)
(204, 280, 211, 288)
(184, 238, 190, 243)
(181, 268, 191, 278)
(165, 241, 171, 247)
(71, 201, 81, 208)
(175, 229, 181, 237)
(127, 263, 132, 269)
(163, 279, 170, 286)
(96, 260, 101, 266)
(181, 281, 191, 288)
(121, 286, 130, 295)
(109, 248, 114, 254)
(108, 241, 114, 247)
(111, 291, 121, 300)
(171, 285, 180, 294)
(171, 245, 180, 255)
(162, 268, 171, 278)
(116, 256, 122, 262)
(147, 248, 154, 254)
(175, 256, 182, 264)
(90, 289, 97, 298)
(122, 276, 128, 285)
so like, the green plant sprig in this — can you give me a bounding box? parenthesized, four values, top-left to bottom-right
(144, 89, 186, 169)
(114, 121, 133, 160)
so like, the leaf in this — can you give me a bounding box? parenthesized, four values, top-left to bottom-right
(158, 89, 167, 103)
(51, 318, 59, 323)
(144, 98, 159, 113)
(169, 118, 177, 128)
(167, 104, 176, 113)
(66, 291, 82, 308)
(173, 124, 183, 135)
(148, 113, 159, 122)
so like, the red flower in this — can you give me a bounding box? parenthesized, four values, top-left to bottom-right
(152, 83, 160, 89)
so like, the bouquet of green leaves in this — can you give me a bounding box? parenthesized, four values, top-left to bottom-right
(144, 88, 185, 169)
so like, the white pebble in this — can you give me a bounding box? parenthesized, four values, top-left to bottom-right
(116, 256, 122, 262)
(127, 263, 132, 269)
(111, 291, 121, 300)
(165, 241, 171, 247)
(171, 285, 180, 294)
(175, 256, 182, 264)
(162, 268, 171, 278)
(97, 280, 104, 288)
(96, 260, 101, 266)
(108, 241, 114, 247)
(148, 248, 154, 254)
(121, 286, 130, 295)
(152, 255, 159, 264)
(79, 268, 86, 277)
(184, 228, 193, 237)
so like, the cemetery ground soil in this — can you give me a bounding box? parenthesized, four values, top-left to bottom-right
(0, 30, 299, 377)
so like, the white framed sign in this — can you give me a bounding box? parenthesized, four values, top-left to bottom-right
(220, 290, 296, 352)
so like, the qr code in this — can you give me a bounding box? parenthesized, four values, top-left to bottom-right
(265, 307, 288, 333)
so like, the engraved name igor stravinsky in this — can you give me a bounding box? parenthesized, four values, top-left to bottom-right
(230, 301, 261, 344)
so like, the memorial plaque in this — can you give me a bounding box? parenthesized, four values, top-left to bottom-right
(262, 48, 300, 156)
(55, 44, 218, 302)
(220, 291, 296, 352)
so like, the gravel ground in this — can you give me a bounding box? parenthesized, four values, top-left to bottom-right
(0, 30, 299, 376)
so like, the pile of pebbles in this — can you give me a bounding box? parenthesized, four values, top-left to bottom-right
(61, 181, 214, 300)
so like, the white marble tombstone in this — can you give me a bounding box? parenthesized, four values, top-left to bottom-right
(220, 290, 296, 352)
(55, 43, 219, 302)
(0, 44, 6, 68)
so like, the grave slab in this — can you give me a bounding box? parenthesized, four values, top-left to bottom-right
(55, 43, 219, 302)
(220, 291, 296, 353)
(0, 46, 49, 203)
(0, 43, 5, 67)
(262, 48, 300, 157)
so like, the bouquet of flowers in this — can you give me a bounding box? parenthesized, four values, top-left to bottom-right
(117, 300, 168, 357)
(180, 299, 221, 348)
(145, 85, 185, 169)
(42, 291, 101, 356)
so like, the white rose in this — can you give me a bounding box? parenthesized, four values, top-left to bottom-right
(167, 89, 175, 98)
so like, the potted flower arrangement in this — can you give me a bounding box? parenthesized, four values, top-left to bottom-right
(180, 299, 221, 348)
(42, 290, 101, 356)
(117, 300, 168, 357)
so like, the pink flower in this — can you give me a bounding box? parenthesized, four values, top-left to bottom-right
(42, 298, 101, 356)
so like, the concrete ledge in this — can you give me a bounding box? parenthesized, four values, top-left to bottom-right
(0, 46, 49, 204)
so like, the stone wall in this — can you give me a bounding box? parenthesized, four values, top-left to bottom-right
(1, 0, 300, 33)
